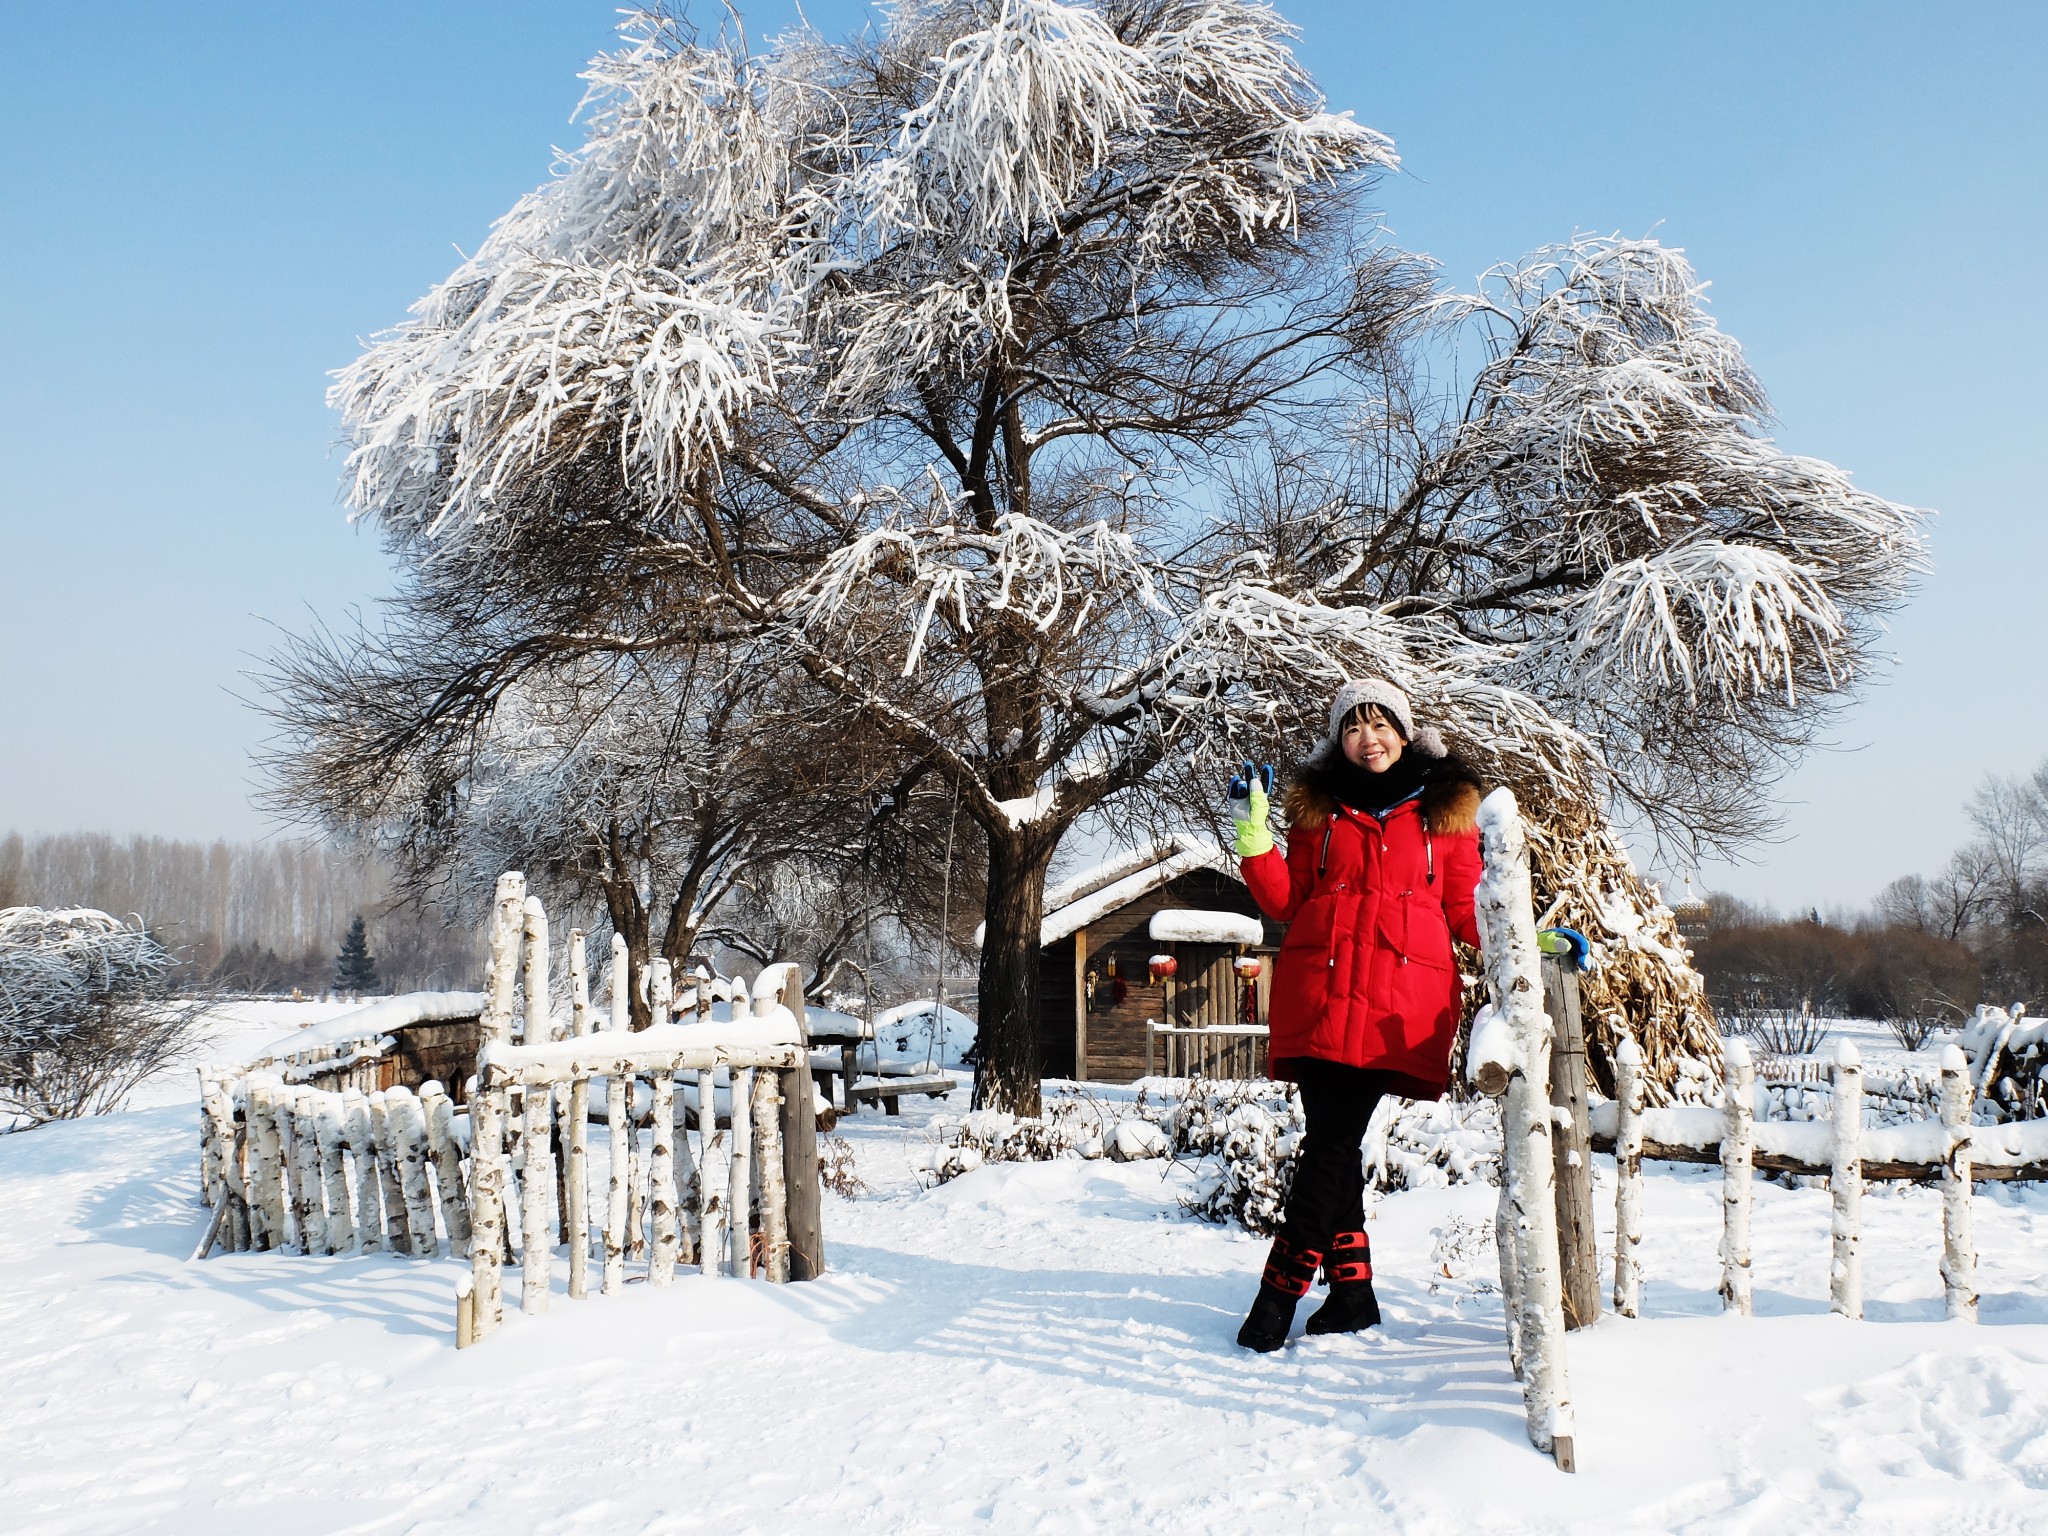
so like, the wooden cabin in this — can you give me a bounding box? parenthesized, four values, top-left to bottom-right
(255, 992, 489, 1102)
(1034, 838, 1281, 1083)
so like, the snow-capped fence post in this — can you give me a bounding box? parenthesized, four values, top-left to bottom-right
(342, 1089, 381, 1253)
(1473, 788, 1576, 1472)
(286, 1092, 326, 1256)
(754, 1068, 790, 1282)
(1542, 958, 1600, 1329)
(455, 1273, 476, 1350)
(1720, 1039, 1755, 1316)
(368, 1091, 410, 1252)
(518, 894, 556, 1312)
(1830, 1040, 1863, 1319)
(387, 1086, 440, 1258)
(728, 1064, 755, 1277)
(1612, 1033, 1644, 1319)
(421, 1083, 471, 1258)
(699, 1067, 726, 1280)
(467, 876, 523, 1334)
(566, 929, 592, 1300)
(314, 1093, 354, 1255)
(646, 959, 680, 1285)
(1939, 1044, 1977, 1322)
(248, 1081, 288, 1251)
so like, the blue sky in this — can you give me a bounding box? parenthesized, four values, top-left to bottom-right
(1, 1, 2041, 910)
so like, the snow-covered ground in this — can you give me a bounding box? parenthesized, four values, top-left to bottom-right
(7, 1015, 2048, 1533)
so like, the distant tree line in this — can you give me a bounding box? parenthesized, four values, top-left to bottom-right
(0, 833, 479, 995)
(1695, 757, 2048, 1050)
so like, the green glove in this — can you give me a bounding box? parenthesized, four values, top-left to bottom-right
(1228, 762, 1275, 858)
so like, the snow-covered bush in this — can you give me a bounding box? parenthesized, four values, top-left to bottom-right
(918, 1077, 1504, 1234)
(920, 1089, 1138, 1180)
(0, 907, 191, 1126)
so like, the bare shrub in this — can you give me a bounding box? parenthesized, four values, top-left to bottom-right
(0, 907, 200, 1126)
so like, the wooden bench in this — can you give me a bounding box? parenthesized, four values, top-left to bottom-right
(848, 1072, 955, 1115)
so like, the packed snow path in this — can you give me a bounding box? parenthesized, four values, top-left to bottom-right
(7, 1076, 2048, 1531)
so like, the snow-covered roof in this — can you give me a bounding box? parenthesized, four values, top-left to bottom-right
(253, 991, 487, 1065)
(1148, 909, 1263, 946)
(1034, 838, 1235, 948)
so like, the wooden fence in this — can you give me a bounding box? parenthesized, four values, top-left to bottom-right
(1143, 1020, 1268, 1080)
(193, 871, 826, 1348)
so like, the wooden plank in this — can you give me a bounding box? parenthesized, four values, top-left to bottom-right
(1073, 928, 1089, 1083)
(1543, 960, 1600, 1330)
(777, 975, 826, 1283)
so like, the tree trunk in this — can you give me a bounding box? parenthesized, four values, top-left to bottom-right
(973, 831, 1055, 1116)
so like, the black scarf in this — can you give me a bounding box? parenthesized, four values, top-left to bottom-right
(1324, 748, 1429, 819)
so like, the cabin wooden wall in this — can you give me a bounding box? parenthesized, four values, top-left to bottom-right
(1035, 868, 1280, 1084)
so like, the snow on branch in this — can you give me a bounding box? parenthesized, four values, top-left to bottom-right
(1552, 540, 1847, 705)
(860, 0, 1152, 247)
(786, 513, 1164, 675)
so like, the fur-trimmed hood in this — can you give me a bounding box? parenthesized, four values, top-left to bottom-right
(1283, 750, 1482, 836)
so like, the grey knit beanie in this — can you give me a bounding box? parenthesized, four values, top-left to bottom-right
(1326, 678, 1446, 759)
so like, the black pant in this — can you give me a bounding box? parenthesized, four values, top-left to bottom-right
(1279, 1059, 1397, 1255)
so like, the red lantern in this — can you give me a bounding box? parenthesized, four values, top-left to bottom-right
(1234, 956, 1263, 979)
(1149, 954, 1178, 982)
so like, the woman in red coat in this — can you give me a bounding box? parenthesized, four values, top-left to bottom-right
(1229, 678, 1483, 1351)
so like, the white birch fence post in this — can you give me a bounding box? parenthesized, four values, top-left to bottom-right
(646, 959, 679, 1286)
(1939, 1043, 1977, 1322)
(729, 1063, 755, 1277)
(1473, 788, 1576, 1472)
(198, 1070, 225, 1209)
(368, 1091, 411, 1252)
(604, 933, 630, 1296)
(1720, 1039, 1754, 1316)
(753, 1068, 790, 1283)
(342, 1088, 381, 1253)
(284, 1092, 323, 1255)
(699, 1064, 726, 1279)
(249, 1081, 289, 1251)
(421, 1083, 471, 1258)
(1831, 1039, 1864, 1319)
(566, 928, 592, 1300)
(314, 1093, 354, 1254)
(387, 1086, 440, 1257)
(1612, 1033, 1644, 1319)
(469, 871, 525, 1335)
(519, 895, 555, 1313)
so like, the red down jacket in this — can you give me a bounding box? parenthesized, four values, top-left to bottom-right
(1240, 759, 1483, 1099)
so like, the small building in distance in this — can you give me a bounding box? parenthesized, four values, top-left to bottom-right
(1032, 838, 1280, 1083)
(1671, 883, 1712, 948)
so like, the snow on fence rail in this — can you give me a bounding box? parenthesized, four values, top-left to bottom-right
(193, 872, 825, 1348)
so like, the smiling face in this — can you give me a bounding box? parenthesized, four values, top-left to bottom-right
(1341, 703, 1406, 773)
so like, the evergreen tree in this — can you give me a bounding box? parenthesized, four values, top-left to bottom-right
(333, 915, 379, 995)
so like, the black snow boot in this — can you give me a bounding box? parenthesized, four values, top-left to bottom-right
(1237, 1234, 1321, 1352)
(1305, 1229, 1381, 1336)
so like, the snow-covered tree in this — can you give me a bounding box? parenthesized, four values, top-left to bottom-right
(0, 907, 191, 1125)
(316, 3, 1922, 1111)
(264, 621, 974, 1024)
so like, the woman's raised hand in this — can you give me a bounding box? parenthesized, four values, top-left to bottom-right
(1227, 762, 1275, 858)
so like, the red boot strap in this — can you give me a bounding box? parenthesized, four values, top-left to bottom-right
(1326, 1259, 1374, 1284)
(1327, 1230, 1371, 1255)
(1263, 1236, 1323, 1297)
